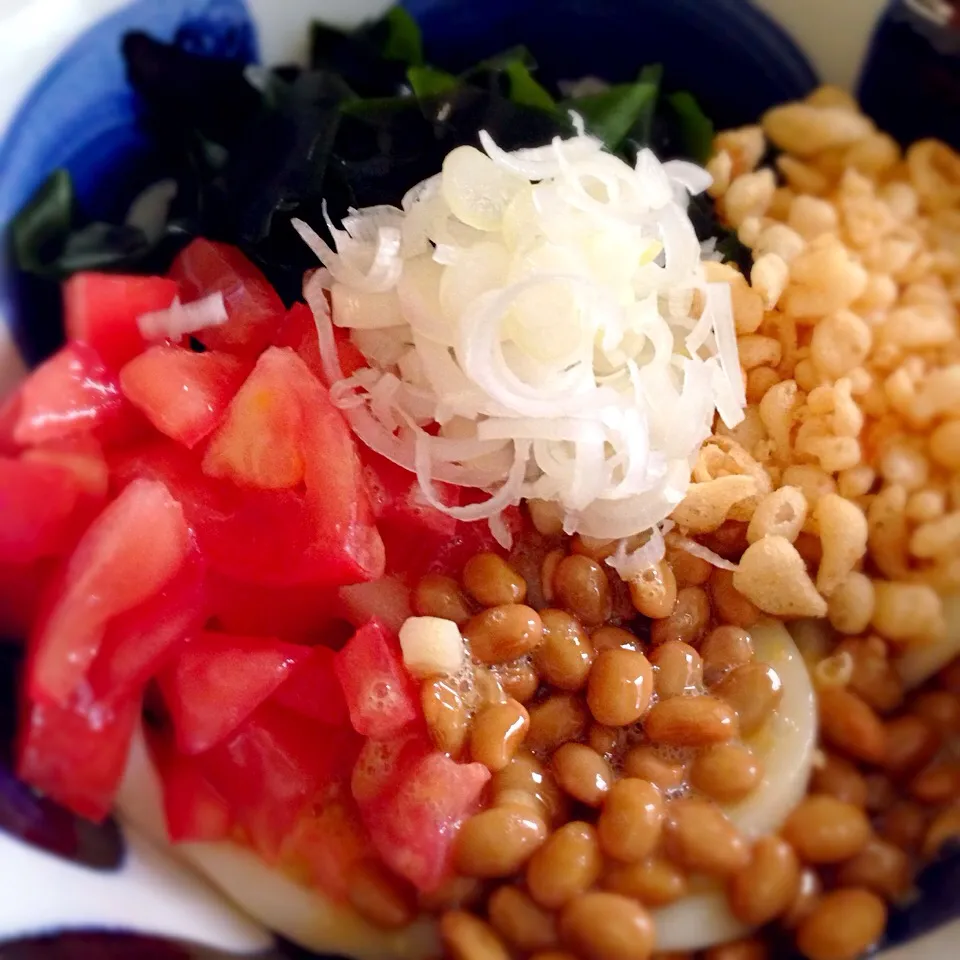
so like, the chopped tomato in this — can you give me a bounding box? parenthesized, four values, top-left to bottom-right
(204, 574, 345, 645)
(280, 789, 370, 900)
(28, 478, 191, 706)
(296, 355, 384, 586)
(0, 458, 83, 562)
(111, 440, 314, 586)
(274, 302, 326, 382)
(350, 727, 432, 806)
(202, 348, 306, 489)
(122, 348, 384, 587)
(202, 703, 362, 859)
(338, 575, 413, 634)
(13, 343, 124, 446)
(272, 645, 350, 727)
(374, 501, 521, 583)
(362, 752, 490, 892)
(17, 689, 141, 822)
(11, 439, 111, 561)
(361, 449, 459, 539)
(112, 435, 382, 589)
(334, 619, 419, 738)
(0, 390, 22, 454)
(63, 273, 179, 369)
(149, 735, 233, 843)
(88, 547, 206, 701)
(119, 346, 247, 449)
(21, 435, 110, 499)
(197, 491, 319, 586)
(159, 632, 310, 755)
(168, 239, 285, 356)
(276, 298, 365, 387)
(0, 559, 56, 642)
(428, 506, 524, 579)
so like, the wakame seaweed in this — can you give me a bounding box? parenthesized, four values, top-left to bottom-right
(10, 5, 749, 309)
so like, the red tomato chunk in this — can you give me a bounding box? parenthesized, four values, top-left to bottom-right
(338, 575, 413, 635)
(17, 692, 142, 822)
(169, 239, 285, 356)
(119, 346, 247, 449)
(202, 347, 307, 489)
(334, 619, 420, 738)
(114, 347, 384, 589)
(350, 727, 432, 806)
(63, 273, 179, 369)
(272, 645, 350, 727)
(87, 547, 206, 701)
(21, 435, 110, 499)
(279, 793, 370, 901)
(346, 723, 490, 892)
(204, 573, 346, 644)
(28, 478, 192, 706)
(4, 233, 506, 898)
(202, 702, 361, 860)
(362, 448, 459, 540)
(0, 559, 55, 641)
(274, 301, 327, 382)
(0, 457, 84, 562)
(160, 631, 310, 755)
(14, 343, 124, 446)
(275, 298, 365, 387)
(149, 734, 233, 843)
(363, 752, 490, 892)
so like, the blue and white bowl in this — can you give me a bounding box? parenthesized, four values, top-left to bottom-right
(1, 1, 958, 958)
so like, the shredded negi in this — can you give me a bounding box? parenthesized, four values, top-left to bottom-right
(295, 131, 742, 542)
(3, 10, 960, 960)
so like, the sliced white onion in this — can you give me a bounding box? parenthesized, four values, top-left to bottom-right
(478, 130, 603, 181)
(305, 271, 344, 384)
(137, 292, 228, 341)
(432, 244, 461, 265)
(663, 159, 714, 196)
(413, 433, 529, 522)
(331, 284, 405, 330)
(442, 146, 528, 231)
(397, 255, 453, 345)
(669, 534, 739, 572)
(309, 277, 510, 489)
(605, 525, 666, 580)
(488, 510, 513, 549)
(685, 284, 714, 355)
(350, 328, 410, 367)
(402, 174, 441, 212)
(439, 241, 510, 324)
(341, 205, 405, 243)
(706, 282, 746, 423)
(292, 217, 402, 293)
(295, 131, 743, 542)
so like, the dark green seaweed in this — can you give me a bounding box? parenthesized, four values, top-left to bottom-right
(10, 6, 749, 305)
